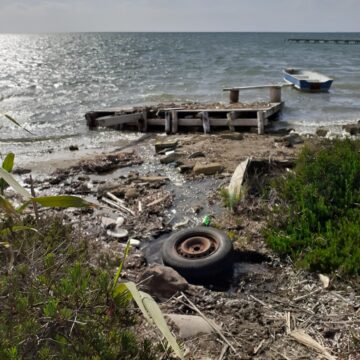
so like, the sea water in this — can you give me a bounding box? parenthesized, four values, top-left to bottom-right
(1, 32, 360, 162)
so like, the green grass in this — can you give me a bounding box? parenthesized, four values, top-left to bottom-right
(265, 139, 360, 275)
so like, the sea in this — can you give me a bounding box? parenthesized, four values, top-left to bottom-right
(1, 32, 360, 164)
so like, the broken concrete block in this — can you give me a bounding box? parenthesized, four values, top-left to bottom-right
(193, 162, 223, 175)
(165, 314, 219, 339)
(155, 139, 178, 153)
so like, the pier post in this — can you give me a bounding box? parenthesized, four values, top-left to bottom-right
(229, 89, 239, 103)
(201, 111, 210, 134)
(142, 109, 148, 132)
(257, 111, 265, 135)
(270, 86, 281, 103)
(165, 111, 171, 134)
(171, 110, 178, 134)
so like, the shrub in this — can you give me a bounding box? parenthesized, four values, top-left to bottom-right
(265, 139, 360, 275)
(0, 216, 164, 359)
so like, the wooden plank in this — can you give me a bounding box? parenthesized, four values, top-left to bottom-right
(147, 118, 165, 126)
(95, 113, 143, 128)
(178, 117, 259, 127)
(223, 84, 284, 91)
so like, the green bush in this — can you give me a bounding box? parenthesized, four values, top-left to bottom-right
(265, 139, 360, 275)
(0, 217, 164, 359)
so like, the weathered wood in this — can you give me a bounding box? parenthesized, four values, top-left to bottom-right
(229, 89, 239, 103)
(269, 86, 282, 102)
(95, 113, 143, 128)
(171, 110, 178, 134)
(201, 111, 210, 134)
(165, 111, 171, 134)
(257, 111, 265, 135)
(142, 109, 148, 132)
(226, 112, 235, 132)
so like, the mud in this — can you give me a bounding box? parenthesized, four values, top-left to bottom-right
(13, 130, 360, 360)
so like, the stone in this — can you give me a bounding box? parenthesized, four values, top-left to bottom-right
(138, 265, 188, 301)
(101, 217, 116, 229)
(155, 139, 178, 153)
(160, 151, 178, 164)
(116, 216, 125, 227)
(220, 132, 244, 141)
(342, 123, 360, 135)
(138, 176, 169, 183)
(69, 145, 79, 151)
(125, 188, 138, 200)
(129, 238, 141, 247)
(193, 162, 224, 175)
(275, 133, 304, 147)
(178, 164, 194, 173)
(188, 151, 206, 159)
(107, 228, 129, 240)
(165, 314, 218, 339)
(316, 127, 329, 137)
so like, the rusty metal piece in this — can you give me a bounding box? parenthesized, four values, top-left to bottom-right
(176, 236, 218, 259)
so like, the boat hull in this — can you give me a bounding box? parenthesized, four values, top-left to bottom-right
(283, 70, 333, 92)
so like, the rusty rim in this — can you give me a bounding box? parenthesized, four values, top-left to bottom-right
(176, 236, 219, 259)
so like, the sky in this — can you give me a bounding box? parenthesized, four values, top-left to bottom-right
(0, 0, 359, 33)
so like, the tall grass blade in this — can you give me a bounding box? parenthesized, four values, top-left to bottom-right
(2, 113, 33, 135)
(0, 153, 15, 193)
(0, 225, 39, 236)
(0, 168, 31, 199)
(32, 195, 95, 208)
(112, 240, 131, 289)
(122, 281, 184, 359)
(2, 153, 15, 172)
(0, 195, 19, 218)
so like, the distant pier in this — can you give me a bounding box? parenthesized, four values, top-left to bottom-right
(287, 38, 360, 45)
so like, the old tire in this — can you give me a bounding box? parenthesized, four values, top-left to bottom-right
(161, 226, 233, 279)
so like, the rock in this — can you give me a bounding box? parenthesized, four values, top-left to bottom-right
(193, 162, 224, 175)
(69, 145, 79, 151)
(165, 314, 218, 339)
(125, 187, 138, 200)
(138, 176, 169, 183)
(107, 228, 129, 240)
(101, 217, 117, 229)
(178, 164, 194, 173)
(155, 139, 178, 153)
(266, 127, 294, 135)
(160, 151, 178, 164)
(188, 151, 206, 159)
(12, 167, 31, 175)
(138, 265, 188, 301)
(319, 274, 330, 288)
(129, 238, 141, 247)
(124, 253, 146, 270)
(220, 132, 244, 141)
(316, 127, 329, 137)
(342, 123, 360, 135)
(275, 133, 304, 147)
(78, 175, 90, 181)
(116, 216, 125, 227)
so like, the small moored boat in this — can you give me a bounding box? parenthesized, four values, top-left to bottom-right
(283, 68, 333, 92)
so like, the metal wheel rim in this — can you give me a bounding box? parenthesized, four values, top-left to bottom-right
(176, 236, 218, 259)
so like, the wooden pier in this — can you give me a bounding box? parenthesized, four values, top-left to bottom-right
(287, 38, 360, 45)
(85, 84, 288, 135)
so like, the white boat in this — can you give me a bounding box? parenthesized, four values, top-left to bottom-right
(283, 68, 333, 92)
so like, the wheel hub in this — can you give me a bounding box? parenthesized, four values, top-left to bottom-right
(176, 236, 218, 259)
